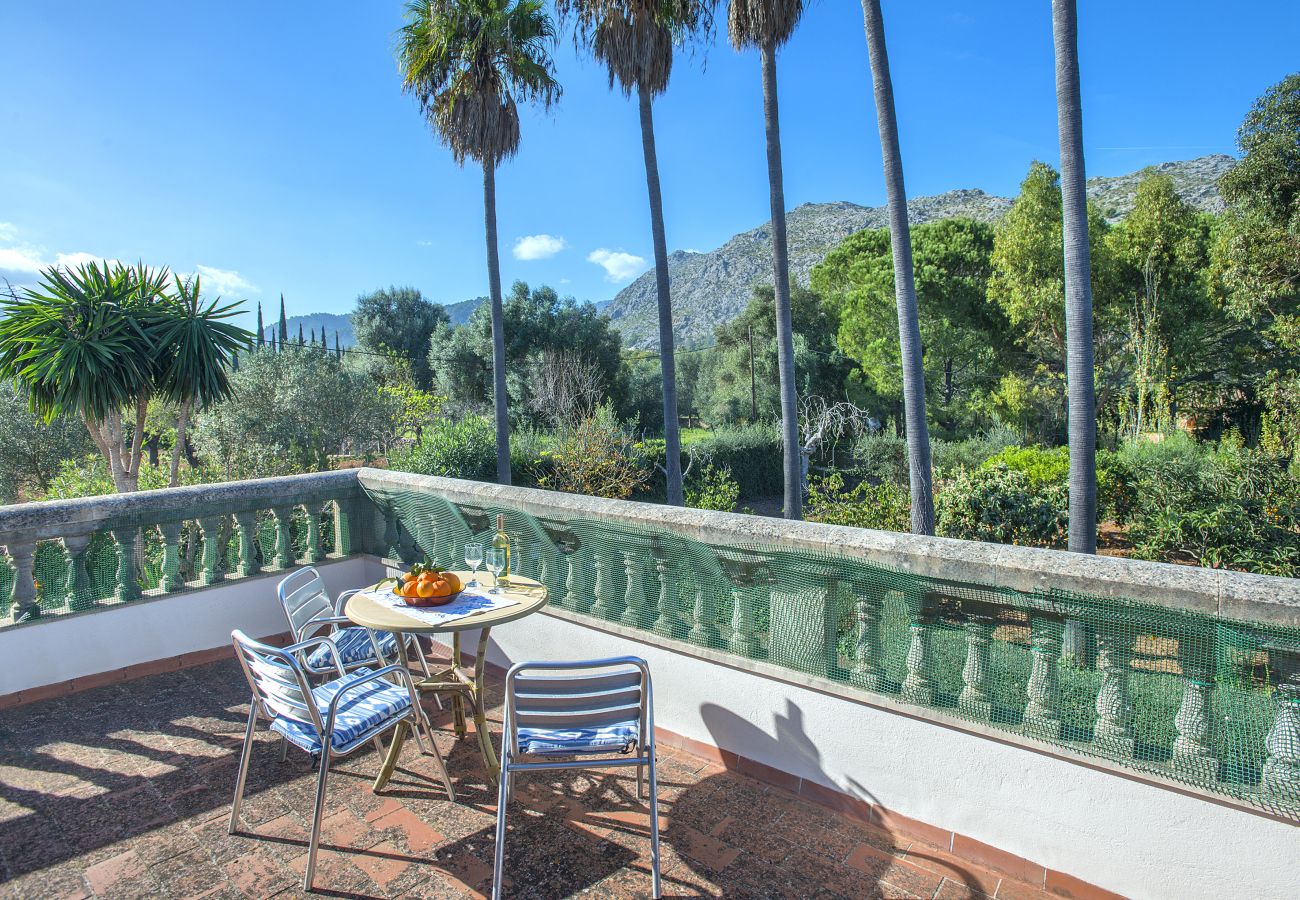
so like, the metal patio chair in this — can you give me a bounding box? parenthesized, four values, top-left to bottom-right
(278, 566, 432, 680)
(229, 629, 455, 892)
(493, 656, 661, 900)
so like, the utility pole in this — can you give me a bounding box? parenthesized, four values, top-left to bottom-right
(747, 325, 758, 422)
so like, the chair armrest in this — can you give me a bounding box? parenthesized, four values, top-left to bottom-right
(323, 664, 414, 732)
(333, 589, 363, 615)
(284, 634, 347, 678)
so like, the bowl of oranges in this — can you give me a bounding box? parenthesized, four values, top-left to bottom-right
(389, 563, 464, 607)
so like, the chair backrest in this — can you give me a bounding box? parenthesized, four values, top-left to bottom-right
(278, 567, 334, 639)
(231, 629, 324, 734)
(503, 657, 652, 756)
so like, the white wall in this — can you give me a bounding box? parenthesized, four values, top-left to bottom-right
(0, 557, 382, 695)
(466, 609, 1298, 900)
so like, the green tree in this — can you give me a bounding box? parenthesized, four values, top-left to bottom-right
(557, 1, 717, 507)
(192, 347, 394, 478)
(699, 285, 850, 425)
(397, 0, 561, 486)
(729, 0, 807, 519)
(0, 382, 94, 502)
(859, 0, 934, 534)
(0, 261, 249, 493)
(428, 281, 625, 422)
(278, 294, 288, 344)
(1212, 73, 1300, 454)
(812, 219, 1005, 436)
(352, 286, 449, 389)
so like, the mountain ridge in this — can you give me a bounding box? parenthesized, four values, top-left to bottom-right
(606, 154, 1236, 349)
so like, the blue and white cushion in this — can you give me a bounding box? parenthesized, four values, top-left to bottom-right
(270, 667, 412, 754)
(306, 627, 399, 670)
(517, 720, 640, 756)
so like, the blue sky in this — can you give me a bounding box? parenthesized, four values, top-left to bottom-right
(1, 1, 1296, 330)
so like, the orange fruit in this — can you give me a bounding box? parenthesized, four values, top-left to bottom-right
(416, 580, 436, 598)
(402, 572, 418, 584)
(430, 577, 453, 597)
(401, 581, 421, 599)
(418, 570, 436, 583)
(442, 572, 463, 592)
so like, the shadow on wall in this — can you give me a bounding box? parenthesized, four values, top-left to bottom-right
(691, 698, 994, 897)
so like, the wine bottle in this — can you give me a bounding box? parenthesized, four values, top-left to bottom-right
(492, 514, 511, 586)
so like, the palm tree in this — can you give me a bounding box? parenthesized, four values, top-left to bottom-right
(859, 0, 934, 534)
(728, 0, 806, 519)
(556, 1, 717, 507)
(397, 0, 561, 485)
(0, 261, 250, 492)
(158, 274, 251, 486)
(1052, 0, 1097, 554)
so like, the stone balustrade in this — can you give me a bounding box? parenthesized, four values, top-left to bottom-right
(0, 471, 367, 624)
(1, 465, 1298, 820)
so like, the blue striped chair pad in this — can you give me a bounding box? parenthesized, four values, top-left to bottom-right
(270, 667, 412, 754)
(306, 627, 398, 669)
(517, 721, 640, 755)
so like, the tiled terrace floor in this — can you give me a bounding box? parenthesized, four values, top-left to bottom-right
(0, 656, 1055, 900)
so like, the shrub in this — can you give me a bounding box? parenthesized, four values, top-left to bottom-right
(936, 463, 1068, 547)
(930, 428, 1020, 477)
(539, 405, 650, 500)
(983, 445, 1069, 489)
(854, 432, 908, 487)
(691, 425, 783, 498)
(388, 415, 496, 482)
(806, 472, 910, 532)
(509, 426, 554, 488)
(685, 463, 740, 512)
(1096, 449, 1138, 525)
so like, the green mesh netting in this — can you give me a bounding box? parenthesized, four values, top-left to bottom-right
(365, 484, 1300, 821)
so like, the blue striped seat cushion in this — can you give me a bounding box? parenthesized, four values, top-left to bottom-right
(270, 667, 412, 754)
(517, 720, 640, 755)
(306, 627, 399, 669)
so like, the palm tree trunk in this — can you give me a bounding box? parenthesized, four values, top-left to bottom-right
(861, 0, 934, 535)
(170, 397, 191, 488)
(638, 84, 683, 506)
(483, 159, 511, 485)
(758, 41, 802, 521)
(1053, 0, 1097, 554)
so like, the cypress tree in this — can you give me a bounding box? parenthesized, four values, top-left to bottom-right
(256, 303, 265, 347)
(278, 294, 289, 343)
(298, 323, 304, 345)
(335, 332, 342, 359)
(310, 327, 317, 347)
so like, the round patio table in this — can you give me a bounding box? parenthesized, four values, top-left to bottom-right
(344, 571, 547, 790)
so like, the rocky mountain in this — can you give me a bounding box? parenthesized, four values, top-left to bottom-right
(607, 155, 1234, 349)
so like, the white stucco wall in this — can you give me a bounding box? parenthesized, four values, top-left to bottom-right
(464, 608, 1298, 900)
(0, 556, 379, 695)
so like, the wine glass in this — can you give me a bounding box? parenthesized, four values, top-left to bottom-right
(464, 542, 484, 587)
(485, 549, 505, 594)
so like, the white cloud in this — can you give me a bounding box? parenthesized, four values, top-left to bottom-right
(513, 233, 567, 261)
(0, 244, 47, 280)
(416, 239, 433, 248)
(0, 222, 17, 242)
(193, 264, 260, 297)
(587, 248, 647, 282)
(55, 251, 116, 270)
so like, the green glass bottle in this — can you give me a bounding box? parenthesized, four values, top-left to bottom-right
(492, 514, 511, 587)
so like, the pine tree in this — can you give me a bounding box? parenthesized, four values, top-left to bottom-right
(278, 294, 289, 344)
(256, 303, 265, 347)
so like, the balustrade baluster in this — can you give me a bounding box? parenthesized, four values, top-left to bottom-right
(689, 588, 720, 646)
(197, 516, 223, 585)
(1172, 634, 1218, 781)
(591, 548, 615, 619)
(652, 550, 682, 638)
(332, 501, 352, 557)
(109, 528, 141, 602)
(6, 541, 39, 621)
(851, 592, 885, 692)
(1094, 632, 1136, 756)
(566, 552, 590, 613)
(233, 511, 260, 577)
(270, 506, 295, 570)
(62, 534, 95, 611)
(728, 584, 761, 658)
(303, 503, 322, 563)
(158, 522, 184, 593)
(901, 613, 934, 706)
(1023, 616, 1063, 740)
(620, 550, 645, 628)
(960, 621, 995, 720)
(1261, 649, 1300, 801)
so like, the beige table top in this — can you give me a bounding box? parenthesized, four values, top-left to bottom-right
(343, 571, 547, 634)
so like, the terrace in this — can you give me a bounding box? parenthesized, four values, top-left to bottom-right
(1, 468, 1297, 899)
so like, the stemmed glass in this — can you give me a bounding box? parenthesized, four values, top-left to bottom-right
(464, 542, 483, 587)
(485, 549, 505, 594)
